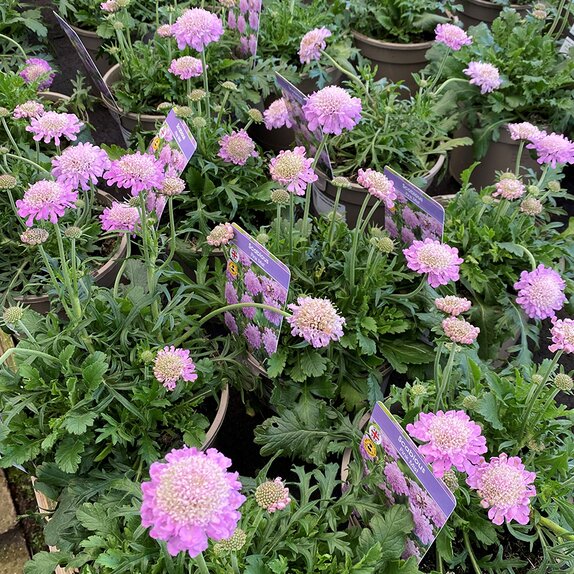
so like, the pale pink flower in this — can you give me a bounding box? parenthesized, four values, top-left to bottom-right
(100, 0, 119, 12)
(13, 100, 45, 119)
(51, 142, 111, 191)
(403, 238, 463, 288)
(357, 168, 397, 209)
(507, 122, 542, 142)
(16, 180, 77, 226)
(153, 346, 198, 391)
(218, 130, 258, 165)
(442, 316, 480, 345)
(435, 23, 472, 51)
(255, 478, 291, 513)
(207, 223, 234, 246)
(464, 61, 502, 94)
(492, 175, 526, 200)
(527, 131, 574, 168)
(168, 56, 204, 80)
(157, 24, 173, 37)
(26, 111, 83, 146)
(19, 58, 55, 90)
(434, 296, 472, 316)
(100, 201, 140, 233)
(103, 152, 165, 196)
(520, 197, 543, 215)
(549, 317, 574, 353)
(287, 296, 345, 348)
(172, 8, 224, 51)
(514, 265, 566, 320)
(303, 86, 362, 135)
(264, 98, 293, 130)
(269, 146, 317, 196)
(299, 27, 331, 64)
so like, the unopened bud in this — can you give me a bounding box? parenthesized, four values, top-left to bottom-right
(462, 394, 479, 410)
(2, 306, 25, 324)
(221, 81, 238, 91)
(191, 117, 207, 130)
(189, 89, 206, 102)
(247, 108, 263, 124)
(64, 226, 82, 239)
(270, 188, 290, 205)
(554, 373, 573, 391)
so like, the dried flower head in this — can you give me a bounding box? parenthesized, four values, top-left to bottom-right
(0, 174, 17, 190)
(158, 176, 186, 196)
(17, 180, 78, 226)
(463, 61, 502, 94)
(287, 296, 345, 348)
(153, 346, 198, 391)
(20, 227, 49, 245)
(255, 478, 291, 513)
(434, 296, 472, 316)
(303, 86, 362, 135)
(26, 111, 83, 146)
(207, 223, 234, 246)
(403, 238, 463, 288)
(172, 8, 224, 51)
(520, 197, 543, 215)
(269, 146, 317, 196)
(514, 265, 566, 320)
(218, 130, 258, 165)
(442, 316, 480, 345)
(299, 27, 331, 64)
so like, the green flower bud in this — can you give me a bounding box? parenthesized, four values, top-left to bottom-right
(191, 117, 207, 130)
(554, 373, 573, 391)
(370, 236, 395, 254)
(411, 383, 427, 397)
(532, 374, 544, 385)
(0, 107, 9, 118)
(527, 185, 540, 196)
(156, 102, 173, 111)
(547, 181, 560, 192)
(189, 89, 206, 102)
(462, 394, 479, 410)
(221, 81, 238, 91)
(247, 108, 263, 124)
(213, 528, 246, 553)
(0, 146, 9, 154)
(331, 176, 352, 189)
(2, 306, 25, 324)
(442, 469, 459, 492)
(256, 232, 269, 245)
(499, 171, 517, 181)
(140, 350, 155, 364)
(0, 174, 17, 190)
(270, 188, 290, 205)
(527, 439, 545, 452)
(173, 106, 193, 118)
(64, 226, 83, 239)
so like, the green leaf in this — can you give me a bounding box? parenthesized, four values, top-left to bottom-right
(383, 557, 422, 574)
(62, 411, 97, 435)
(82, 353, 108, 389)
(361, 317, 378, 332)
(267, 349, 287, 378)
(357, 332, 377, 355)
(369, 505, 413, 562)
(380, 341, 434, 374)
(55, 438, 85, 473)
(299, 351, 328, 378)
(24, 552, 69, 574)
(76, 503, 115, 535)
(476, 392, 505, 431)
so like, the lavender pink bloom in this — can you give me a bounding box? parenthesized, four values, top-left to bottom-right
(442, 316, 480, 345)
(141, 446, 244, 556)
(463, 61, 502, 94)
(383, 461, 410, 495)
(261, 276, 287, 304)
(241, 294, 256, 320)
(103, 151, 165, 196)
(264, 98, 293, 130)
(244, 323, 262, 349)
(16, 180, 78, 226)
(507, 122, 542, 142)
(244, 270, 262, 296)
(549, 317, 574, 353)
(403, 238, 463, 288)
(492, 176, 526, 200)
(514, 264, 566, 320)
(225, 282, 239, 305)
(287, 296, 345, 348)
(434, 296, 472, 316)
(357, 168, 397, 209)
(172, 8, 224, 51)
(19, 58, 55, 90)
(153, 346, 198, 391)
(207, 223, 234, 247)
(100, 201, 140, 233)
(13, 100, 45, 119)
(466, 453, 536, 525)
(156, 24, 173, 37)
(269, 146, 317, 196)
(299, 27, 332, 64)
(218, 130, 258, 165)
(409, 503, 434, 545)
(303, 86, 362, 135)
(26, 111, 83, 146)
(224, 312, 238, 334)
(434, 23, 472, 51)
(262, 327, 278, 355)
(407, 410, 487, 477)
(168, 56, 204, 80)
(51, 142, 111, 191)
(527, 131, 574, 168)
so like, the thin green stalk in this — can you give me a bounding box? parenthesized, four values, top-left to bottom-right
(0, 260, 27, 308)
(518, 244, 537, 272)
(514, 140, 525, 177)
(320, 49, 368, 95)
(15, 320, 36, 344)
(1, 119, 22, 156)
(200, 51, 210, 120)
(113, 236, 131, 297)
(536, 165, 550, 189)
(348, 194, 371, 293)
(138, 195, 159, 321)
(274, 204, 282, 254)
(463, 530, 483, 574)
(436, 343, 457, 410)
(359, 199, 382, 235)
(433, 77, 469, 96)
(160, 198, 177, 270)
(38, 245, 73, 318)
(0, 347, 59, 368)
(327, 183, 343, 247)
(538, 515, 574, 540)
(388, 275, 427, 300)
(0, 34, 28, 58)
(199, 302, 290, 327)
(216, 90, 231, 126)
(54, 225, 82, 323)
(289, 194, 294, 255)
(303, 138, 327, 235)
(548, 0, 567, 36)
(4, 152, 50, 174)
(194, 552, 210, 574)
(428, 51, 448, 92)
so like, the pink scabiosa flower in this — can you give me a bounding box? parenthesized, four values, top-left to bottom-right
(241, 294, 256, 320)
(549, 317, 574, 353)
(407, 411, 487, 478)
(100, 0, 119, 11)
(225, 282, 239, 305)
(269, 147, 317, 196)
(16, 180, 78, 226)
(466, 453, 536, 525)
(153, 346, 198, 391)
(463, 61, 502, 94)
(514, 265, 566, 320)
(255, 478, 291, 513)
(357, 168, 397, 209)
(527, 131, 574, 168)
(303, 86, 362, 135)
(508, 122, 542, 142)
(244, 323, 262, 349)
(264, 98, 293, 130)
(26, 111, 83, 146)
(207, 223, 234, 246)
(435, 23, 472, 50)
(287, 296, 345, 348)
(218, 130, 258, 165)
(157, 24, 173, 37)
(104, 151, 164, 196)
(384, 461, 410, 495)
(244, 269, 262, 296)
(442, 316, 480, 345)
(172, 8, 224, 51)
(409, 504, 434, 544)
(100, 201, 140, 233)
(403, 238, 463, 288)
(51, 142, 111, 191)
(141, 446, 244, 556)
(492, 175, 526, 200)
(19, 58, 55, 90)
(262, 327, 279, 356)
(299, 27, 331, 64)
(434, 296, 472, 316)
(168, 56, 204, 80)
(13, 100, 45, 119)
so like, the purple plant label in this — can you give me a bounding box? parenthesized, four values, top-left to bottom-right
(383, 166, 445, 246)
(275, 72, 332, 177)
(223, 224, 291, 367)
(147, 110, 197, 219)
(360, 402, 456, 563)
(226, 0, 261, 60)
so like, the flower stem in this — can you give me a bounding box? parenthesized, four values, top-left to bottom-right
(537, 165, 550, 189)
(0, 347, 59, 368)
(436, 343, 457, 410)
(463, 530, 483, 574)
(303, 137, 327, 235)
(0, 34, 27, 58)
(387, 275, 427, 299)
(3, 152, 50, 174)
(54, 224, 82, 324)
(359, 199, 382, 235)
(160, 197, 177, 270)
(349, 194, 371, 294)
(1, 119, 22, 157)
(327, 183, 343, 247)
(319, 49, 365, 90)
(289, 193, 294, 255)
(514, 140, 525, 177)
(275, 204, 282, 253)
(200, 51, 210, 120)
(113, 235, 131, 297)
(199, 302, 289, 327)
(538, 515, 574, 540)
(194, 553, 210, 574)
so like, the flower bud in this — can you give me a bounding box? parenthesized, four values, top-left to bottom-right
(0, 107, 10, 118)
(2, 306, 25, 324)
(247, 108, 263, 124)
(554, 373, 573, 391)
(222, 81, 238, 91)
(532, 374, 544, 385)
(270, 188, 290, 205)
(547, 181, 560, 192)
(191, 117, 207, 130)
(256, 232, 269, 245)
(64, 226, 83, 239)
(462, 394, 479, 410)
(331, 176, 352, 189)
(213, 528, 246, 553)
(189, 89, 206, 102)
(173, 105, 193, 118)
(410, 383, 427, 397)
(0, 174, 17, 190)
(527, 185, 540, 196)
(140, 350, 155, 364)
(157, 102, 173, 111)
(370, 236, 395, 254)
(442, 469, 459, 492)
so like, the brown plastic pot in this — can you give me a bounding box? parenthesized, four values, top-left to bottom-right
(312, 155, 446, 228)
(351, 30, 432, 93)
(102, 64, 164, 134)
(39, 91, 70, 105)
(70, 24, 112, 75)
(459, 0, 530, 28)
(12, 190, 128, 315)
(449, 124, 541, 188)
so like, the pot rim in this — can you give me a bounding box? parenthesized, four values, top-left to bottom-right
(201, 383, 230, 450)
(351, 29, 434, 50)
(70, 23, 100, 37)
(39, 91, 71, 103)
(462, 0, 527, 9)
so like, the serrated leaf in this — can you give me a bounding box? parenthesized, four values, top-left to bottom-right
(369, 506, 413, 562)
(299, 351, 328, 378)
(76, 503, 114, 535)
(55, 438, 85, 473)
(361, 317, 378, 332)
(24, 551, 69, 574)
(82, 353, 108, 389)
(62, 411, 97, 435)
(476, 392, 504, 430)
(267, 349, 287, 378)
(357, 332, 377, 355)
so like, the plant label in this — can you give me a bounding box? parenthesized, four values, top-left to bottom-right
(559, 23, 574, 55)
(360, 401, 456, 563)
(227, 0, 262, 60)
(383, 167, 445, 246)
(223, 224, 291, 368)
(275, 72, 332, 177)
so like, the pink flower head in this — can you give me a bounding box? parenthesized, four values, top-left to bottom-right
(13, 100, 45, 119)
(442, 316, 480, 345)
(172, 8, 224, 51)
(26, 111, 83, 146)
(19, 58, 55, 90)
(51, 142, 111, 191)
(507, 122, 542, 142)
(100, 0, 119, 12)
(549, 317, 574, 353)
(224, 312, 238, 334)
(218, 130, 258, 165)
(407, 410, 487, 477)
(141, 446, 244, 556)
(207, 222, 234, 246)
(435, 23, 472, 51)
(16, 180, 78, 226)
(466, 453, 536, 525)
(168, 56, 204, 80)
(303, 86, 362, 135)
(527, 131, 574, 168)
(403, 238, 463, 288)
(264, 98, 293, 130)
(243, 323, 262, 349)
(104, 151, 165, 196)
(384, 461, 410, 495)
(434, 296, 472, 316)
(299, 27, 331, 64)
(287, 296, 345, 348)
(157, 24, 173, 37)
(244, 269, 262, 296)
(463, 61, 502, 94)
(492, 176, 526, 200)
(153, 346, 198, 391)
(100, 201, 140, 233)
(514, 265, 566, 320)
(357, 168, 397, 209)
(269, 146, 317, 196)
(255, 478, 291, 513)
(262, 327, 278, 356)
